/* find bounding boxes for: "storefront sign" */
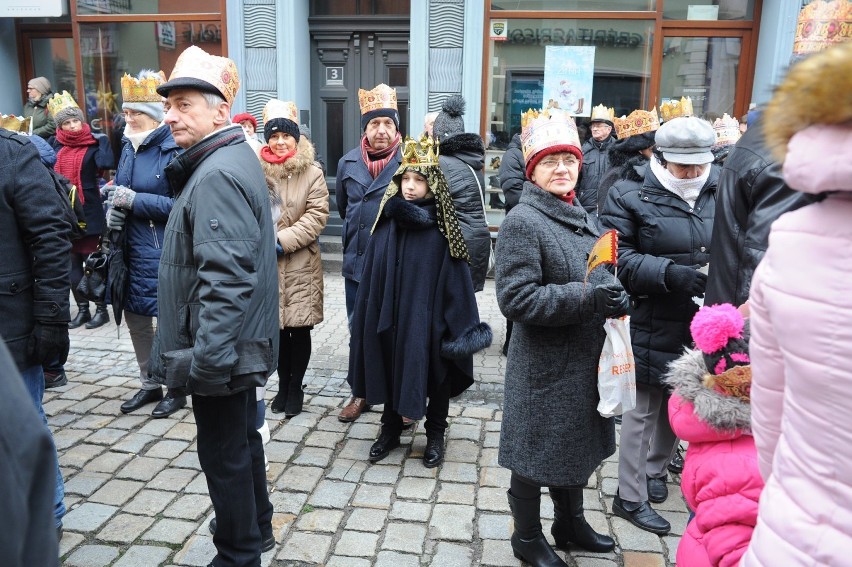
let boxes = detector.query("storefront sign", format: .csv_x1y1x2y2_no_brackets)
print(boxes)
491,20,509,41
157,22,176,50
543,46,596,117
509,77,543,133
687,5,720,20
508,27,643,49
1,0,65,17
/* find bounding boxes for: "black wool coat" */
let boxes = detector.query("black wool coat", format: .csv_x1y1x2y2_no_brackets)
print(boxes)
50,133,114,237
577,135,615,215
348,196,492,420
498,134,525,212
599,163,718,388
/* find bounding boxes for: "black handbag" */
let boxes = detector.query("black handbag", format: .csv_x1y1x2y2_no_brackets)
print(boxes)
76,239,108,302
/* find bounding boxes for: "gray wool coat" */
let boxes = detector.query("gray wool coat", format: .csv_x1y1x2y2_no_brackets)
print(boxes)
495,182,618,487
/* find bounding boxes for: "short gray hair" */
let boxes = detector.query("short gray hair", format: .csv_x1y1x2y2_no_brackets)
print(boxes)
202,91,226,109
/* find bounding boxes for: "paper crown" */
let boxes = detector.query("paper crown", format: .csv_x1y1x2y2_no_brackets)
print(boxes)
703,365,752,403
47,90,80,119
164,46,239,105
793,0,852,55
121,71,166,103
401,135,440,167
712,113,742,148
262,99,299,125
660,96,694,121
590,103,615,123
358,83,398,115
613,108,660,139
520,108,580,161
1,114,32,133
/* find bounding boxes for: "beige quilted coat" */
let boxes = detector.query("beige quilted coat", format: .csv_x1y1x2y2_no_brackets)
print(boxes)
260,137,329,329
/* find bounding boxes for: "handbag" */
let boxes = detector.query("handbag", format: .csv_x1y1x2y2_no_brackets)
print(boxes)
466,163,496,273
597,316,637,417
76,238,108,302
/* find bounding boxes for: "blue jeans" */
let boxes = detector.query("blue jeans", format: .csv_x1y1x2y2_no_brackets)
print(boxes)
20,365,66,527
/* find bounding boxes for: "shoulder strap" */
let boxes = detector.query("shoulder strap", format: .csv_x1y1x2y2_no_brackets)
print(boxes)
464,163,488,216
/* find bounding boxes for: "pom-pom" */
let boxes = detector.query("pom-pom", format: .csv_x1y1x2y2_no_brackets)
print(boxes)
441,94,466,118
690,303,744,354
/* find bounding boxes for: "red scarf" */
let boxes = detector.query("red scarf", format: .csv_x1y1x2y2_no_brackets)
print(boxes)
361,132,401,178
559,190,577,205
260,145,297,164
55,124,96,205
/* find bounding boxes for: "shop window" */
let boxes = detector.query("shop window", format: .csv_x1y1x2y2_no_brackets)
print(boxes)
491,1,655,10
310,0,411,16
77,0,220,16
663,0,754,20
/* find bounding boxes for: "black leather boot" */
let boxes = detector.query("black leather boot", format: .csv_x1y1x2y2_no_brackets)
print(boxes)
507,490,569,567
85,303,110,329
550,487,615,552
270,373,290,414
423,431,445,468
68,303,91,329
284,376,304,418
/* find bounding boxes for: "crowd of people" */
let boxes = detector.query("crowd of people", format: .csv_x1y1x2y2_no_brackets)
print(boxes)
1,30,851,567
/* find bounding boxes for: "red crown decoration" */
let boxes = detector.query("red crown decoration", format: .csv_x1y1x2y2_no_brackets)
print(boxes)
794,0,852,55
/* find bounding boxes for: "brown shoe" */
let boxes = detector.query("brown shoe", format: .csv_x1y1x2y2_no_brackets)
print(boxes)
338,397,369,422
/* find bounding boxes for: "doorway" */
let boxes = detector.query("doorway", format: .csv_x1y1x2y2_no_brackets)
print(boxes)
17,23,77,109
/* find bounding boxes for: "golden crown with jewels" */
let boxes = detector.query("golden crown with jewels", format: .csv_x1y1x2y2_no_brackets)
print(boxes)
1,114,32,133
358,83,398,115
794,0,852,55
121,71,166,103
520,108,580,161
46,90,80,119
590,103,615,123
660,96,694,121
712,113,742,148
613,107,660,139
401,135,440,167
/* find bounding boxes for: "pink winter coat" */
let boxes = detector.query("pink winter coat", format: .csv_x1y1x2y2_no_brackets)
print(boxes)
742,125,852,566
665,349,763,567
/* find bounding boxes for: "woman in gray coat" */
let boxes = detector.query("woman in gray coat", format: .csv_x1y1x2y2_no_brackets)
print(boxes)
496,109,628,566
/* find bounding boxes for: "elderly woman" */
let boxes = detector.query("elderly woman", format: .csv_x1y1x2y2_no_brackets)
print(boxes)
599,114,718,535
496,109,627,566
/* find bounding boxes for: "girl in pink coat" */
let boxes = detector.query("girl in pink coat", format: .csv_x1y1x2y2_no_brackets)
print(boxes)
665,304,764,567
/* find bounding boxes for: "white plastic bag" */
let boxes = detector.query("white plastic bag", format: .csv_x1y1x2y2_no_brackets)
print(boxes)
597,316,637,417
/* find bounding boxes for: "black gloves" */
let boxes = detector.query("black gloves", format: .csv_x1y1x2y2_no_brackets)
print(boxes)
28,322,70,366
593,283,629,319
665,264,708,296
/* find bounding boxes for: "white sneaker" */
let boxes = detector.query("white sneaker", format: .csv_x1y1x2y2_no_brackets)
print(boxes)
258,420,270,445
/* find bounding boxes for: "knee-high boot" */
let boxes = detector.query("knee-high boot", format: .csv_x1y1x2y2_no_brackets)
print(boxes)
270,372,290,414
507,490,569,567
550,487,615,552
283,372,304,417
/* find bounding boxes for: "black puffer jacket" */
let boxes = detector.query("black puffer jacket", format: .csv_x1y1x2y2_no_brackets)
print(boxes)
577,135,615,215
439,133,490,292
498,134,525,212
705,118,816,307
599,163,718,388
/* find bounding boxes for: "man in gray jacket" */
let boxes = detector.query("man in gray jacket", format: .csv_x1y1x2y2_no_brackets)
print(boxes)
151,46,279,567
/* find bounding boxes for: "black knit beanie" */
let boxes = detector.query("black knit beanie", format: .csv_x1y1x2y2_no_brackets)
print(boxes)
265,118,300,144
360,108,400,132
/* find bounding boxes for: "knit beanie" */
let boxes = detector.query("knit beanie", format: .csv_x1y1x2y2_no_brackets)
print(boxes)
233,112,257,130
123,101,164,123
299,124,312,140
432,95,466,141
690,304,751,401
55,106,85,126
28,77,51,96
265,118,300,144
360,108,400,132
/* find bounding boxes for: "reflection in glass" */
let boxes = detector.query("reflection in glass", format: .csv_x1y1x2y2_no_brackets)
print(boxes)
491,0,655,10
663,0,753,20
30,38,78,103
77,0,220,16
659,36,741,119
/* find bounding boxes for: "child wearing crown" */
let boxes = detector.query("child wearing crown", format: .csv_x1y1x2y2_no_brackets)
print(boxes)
347,136,492,469
663,304,763,567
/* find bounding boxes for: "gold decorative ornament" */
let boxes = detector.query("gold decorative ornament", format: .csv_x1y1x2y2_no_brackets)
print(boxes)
47,90,81,119
613,108,660,139
1,114,32,133
401,135,440,167
793,0,852,55
660,96,694,121
121,71,166,103
590,103,615,123
358,83,398,115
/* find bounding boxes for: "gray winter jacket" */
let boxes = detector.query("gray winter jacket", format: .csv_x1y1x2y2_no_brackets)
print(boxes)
150,126,279,396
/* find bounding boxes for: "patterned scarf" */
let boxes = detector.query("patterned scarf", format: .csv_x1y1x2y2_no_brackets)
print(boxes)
260,145,297,164
55,123,96,205
360,132,402,178
373,164,470,262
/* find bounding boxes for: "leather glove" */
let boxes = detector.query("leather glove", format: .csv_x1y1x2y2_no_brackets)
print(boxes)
665,264,708,296
111,186,137,209
106,207,128,230
27,322,70,366
593,283,629,319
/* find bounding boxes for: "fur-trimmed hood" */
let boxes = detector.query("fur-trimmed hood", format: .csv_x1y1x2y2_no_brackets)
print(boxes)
621,155,647,183
439,132,484,157
664,348,751,434
260,135,317,181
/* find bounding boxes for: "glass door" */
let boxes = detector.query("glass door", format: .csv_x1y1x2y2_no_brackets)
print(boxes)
18,24,77,108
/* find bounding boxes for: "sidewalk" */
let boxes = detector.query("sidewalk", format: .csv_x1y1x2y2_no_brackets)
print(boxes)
48,273,687,566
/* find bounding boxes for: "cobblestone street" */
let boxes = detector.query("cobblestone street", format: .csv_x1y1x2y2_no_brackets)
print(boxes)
49,273,688,567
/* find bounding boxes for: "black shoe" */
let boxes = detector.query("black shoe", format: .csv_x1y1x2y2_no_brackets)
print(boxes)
550,487,615,553
369,429,401,463
284,382,304,418
209,517,275,552
151,394,186,418
68,304,91,329
120,388,163,414
84,304,110,329
668,445,685,474
44,370,68,389
507,491,569,567
612,494,670,535
647,476,668,504
423,433,445,468
270,391,287,414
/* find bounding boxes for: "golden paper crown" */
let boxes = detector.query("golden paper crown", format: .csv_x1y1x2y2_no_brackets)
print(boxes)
703,365,752,403
401,135,440,167
590,103,615,123
47,90,80,119
262,99,299,125
794,0,852,55
613,108,660,139
166,46,239,105
121,71,166,103
712,113,742,148
520,108,580,161
358,83,398,115
660,96,694,121
1,114,32,133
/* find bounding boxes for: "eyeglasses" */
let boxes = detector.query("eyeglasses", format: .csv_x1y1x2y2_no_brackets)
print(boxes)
122,110,144,119
538,157,579,170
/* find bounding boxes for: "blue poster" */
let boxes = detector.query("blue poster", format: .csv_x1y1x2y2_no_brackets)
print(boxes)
543,46,596,117
509,78,544,134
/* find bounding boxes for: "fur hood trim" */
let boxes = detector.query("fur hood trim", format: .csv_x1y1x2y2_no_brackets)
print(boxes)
261,135,317,180
441,322,493,359
664,348,751,433
383,196,435,229
439,132,485,157
622,156,648,183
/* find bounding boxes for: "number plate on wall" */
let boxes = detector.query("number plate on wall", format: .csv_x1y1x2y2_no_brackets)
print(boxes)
326,67,344,86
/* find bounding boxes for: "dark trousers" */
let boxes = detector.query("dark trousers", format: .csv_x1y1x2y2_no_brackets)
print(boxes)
193,389,273,567
381,379,451,436
278,327,311,386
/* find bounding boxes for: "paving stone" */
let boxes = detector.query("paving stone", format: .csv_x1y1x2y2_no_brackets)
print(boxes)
447,423,482,441
437,482,476,505
113,544,172,567
402,459,438,479
352,483,393,509
479,448,500,467
292,445,334,467
64,544,120,566
112,433,158,454
337,439,373,461
184,472,210,494
62,502,118,532
173,534,217,566
325,458,368,482
145,439,191,460
438,461,478,483
374,550,421,567
623,551,666,567
429,504,475,542
461,406,495,419
305,429,345,448
346,422,380,440
86,427,130,445
84,451,134,474
117,456,170,481
58,531,85,557
142,518,199,544
480,539,520,566
326,557,372,567
382,522,427,554
316,416,349,433
480,466,511,488
308,479,357,509
395,476,436,500
108,415,149,430
61,443,107,469
478,486,512,512
96,513,156,543
295,508,345,532
138,419,178,437
163,494,211,520
345,508,389,532
658,510,689,537
265,440,298,463
170,451,202,470
430,541,475,566
276,532,332,563
361,464,401,484
478,513,512,540
68,397,107,414
612,517,664,552
64,471,111,496
575,558,619,567
663,535,679,564
269,490,308,515
164,422,197,441
274,424,310,443
52,428,90,450
89,479,145,506
69,413,116,430
334,530,379,557
148,467,198,491
122,489,177,516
